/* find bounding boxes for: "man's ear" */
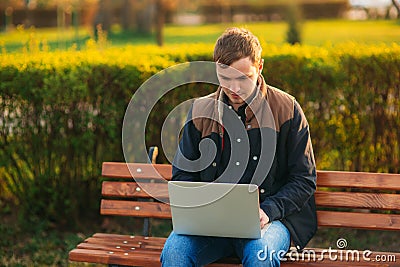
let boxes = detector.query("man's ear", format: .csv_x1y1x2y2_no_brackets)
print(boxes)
258,59,264,75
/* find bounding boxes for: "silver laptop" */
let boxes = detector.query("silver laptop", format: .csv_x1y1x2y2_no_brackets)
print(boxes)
168,181,262,239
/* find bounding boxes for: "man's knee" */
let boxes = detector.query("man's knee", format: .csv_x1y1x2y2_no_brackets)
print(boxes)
160,233,198,267
161,243,196,266
243,243,287,267
242,221,290,267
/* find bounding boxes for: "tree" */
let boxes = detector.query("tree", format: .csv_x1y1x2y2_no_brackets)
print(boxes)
286,1,302,45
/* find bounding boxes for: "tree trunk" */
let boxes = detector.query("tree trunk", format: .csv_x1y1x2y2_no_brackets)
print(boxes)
121,0,133,31
155,0,164,46
93,0,112,34
392,0,400,18
136,2,154,34
25,3,33,27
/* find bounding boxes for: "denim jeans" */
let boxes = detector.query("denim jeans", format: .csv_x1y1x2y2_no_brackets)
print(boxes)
160,220,290,267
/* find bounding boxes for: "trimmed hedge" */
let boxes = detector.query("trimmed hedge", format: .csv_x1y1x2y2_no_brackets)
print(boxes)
0,43,399,228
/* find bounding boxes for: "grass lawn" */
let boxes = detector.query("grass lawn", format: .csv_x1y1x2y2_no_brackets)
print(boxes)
164,19,400,46
1,19,399,52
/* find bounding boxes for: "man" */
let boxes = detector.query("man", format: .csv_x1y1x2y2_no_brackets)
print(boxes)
161,27,317,267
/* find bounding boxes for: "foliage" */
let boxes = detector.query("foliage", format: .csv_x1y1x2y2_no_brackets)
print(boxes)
263,43,400,172
0,40,399,231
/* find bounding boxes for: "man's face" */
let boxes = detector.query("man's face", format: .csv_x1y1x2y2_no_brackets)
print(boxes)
217,57,262,107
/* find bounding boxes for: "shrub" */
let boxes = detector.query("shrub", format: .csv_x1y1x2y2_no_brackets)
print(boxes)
0,42,399,229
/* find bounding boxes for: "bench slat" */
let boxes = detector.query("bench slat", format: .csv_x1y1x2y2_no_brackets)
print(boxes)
317,210,400,230
70,239,397,267
101,200,400,230
102,181,400,212
298,247,400,259
315,191,400,211
69,248,166,267
78,241,164,251
69,248,242,266
69,248,113,264
87,233,396,264
102,181,169,199
101,199,171,219
317,171,400,190
73,245,396,267
84,237,165,248
92,233,166,242
102,162,172,180
102,163,400,191
102,181,400,214
69,248,392,267
282,261,390,267
83,233,400,261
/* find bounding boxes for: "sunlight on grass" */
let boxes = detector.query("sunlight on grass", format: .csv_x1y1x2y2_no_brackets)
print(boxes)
0,25,92,52
302,20,400,45
162,20,400,46
0,25,90,43
1,20,399,53
163,22,287,44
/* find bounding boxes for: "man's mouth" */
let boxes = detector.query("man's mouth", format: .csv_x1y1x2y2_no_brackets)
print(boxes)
230,93,240,98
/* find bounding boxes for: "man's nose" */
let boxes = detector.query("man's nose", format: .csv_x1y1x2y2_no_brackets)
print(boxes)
228,81,241,93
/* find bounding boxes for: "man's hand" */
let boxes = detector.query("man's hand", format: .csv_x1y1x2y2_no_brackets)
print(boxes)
259,208,270,228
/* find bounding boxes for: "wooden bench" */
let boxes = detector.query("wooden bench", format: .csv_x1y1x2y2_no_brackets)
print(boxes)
69,161,400,267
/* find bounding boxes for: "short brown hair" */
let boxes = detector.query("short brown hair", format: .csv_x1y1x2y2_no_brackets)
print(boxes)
213,27,262,66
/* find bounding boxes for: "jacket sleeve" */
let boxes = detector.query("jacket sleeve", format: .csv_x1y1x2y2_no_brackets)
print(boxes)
260,100,317,221
172,105,202,182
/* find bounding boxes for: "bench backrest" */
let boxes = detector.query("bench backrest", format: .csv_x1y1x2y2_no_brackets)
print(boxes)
100,162,400,232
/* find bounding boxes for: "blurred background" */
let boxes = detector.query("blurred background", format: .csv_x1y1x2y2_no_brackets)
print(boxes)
1,0,399,28
0,0,399,47
1,0,396,29
0,1,399,266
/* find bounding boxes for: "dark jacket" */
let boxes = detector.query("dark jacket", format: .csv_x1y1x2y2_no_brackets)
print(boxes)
172,76,317,250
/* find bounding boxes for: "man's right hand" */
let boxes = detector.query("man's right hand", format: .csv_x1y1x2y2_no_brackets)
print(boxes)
259,208,270,229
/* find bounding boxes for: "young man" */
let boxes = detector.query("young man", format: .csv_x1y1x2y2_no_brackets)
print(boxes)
161,27,317,267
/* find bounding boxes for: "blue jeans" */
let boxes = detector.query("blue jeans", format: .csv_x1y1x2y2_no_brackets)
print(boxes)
160,220,290,267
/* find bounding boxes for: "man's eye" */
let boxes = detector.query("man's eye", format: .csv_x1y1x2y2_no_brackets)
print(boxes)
221,76,231,81
238,76,248,81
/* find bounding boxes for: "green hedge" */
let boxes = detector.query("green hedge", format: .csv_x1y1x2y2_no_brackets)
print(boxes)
0,43,399,228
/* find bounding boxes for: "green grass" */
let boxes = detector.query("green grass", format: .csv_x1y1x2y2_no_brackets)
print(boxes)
301,19,400,45
1,19,399,53
0,25,91,52
163,19,400,46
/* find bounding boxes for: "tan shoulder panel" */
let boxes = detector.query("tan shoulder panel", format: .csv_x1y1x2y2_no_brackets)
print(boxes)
267,86,295,130
192,92,220,138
